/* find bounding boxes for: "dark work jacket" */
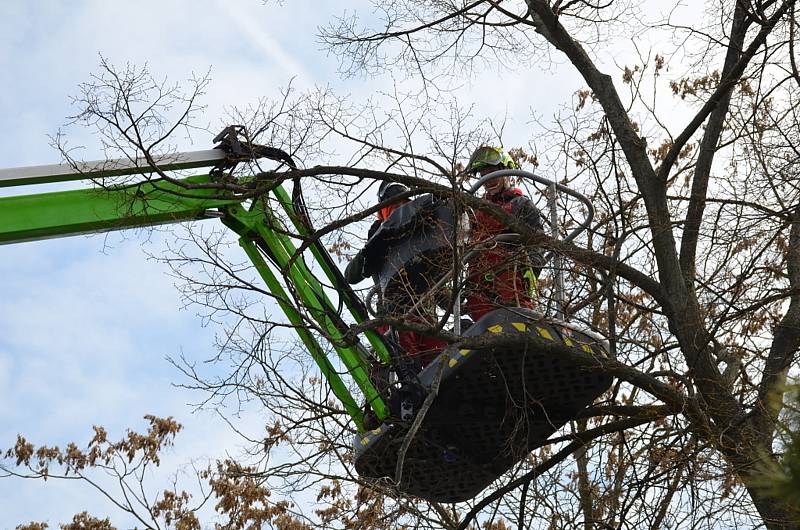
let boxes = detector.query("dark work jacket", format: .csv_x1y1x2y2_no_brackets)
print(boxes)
344,218,382,285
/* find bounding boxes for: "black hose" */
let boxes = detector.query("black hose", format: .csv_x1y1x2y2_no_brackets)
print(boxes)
290,174,372,322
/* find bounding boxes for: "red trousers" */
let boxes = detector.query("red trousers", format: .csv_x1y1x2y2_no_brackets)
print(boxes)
377,324,446,368
395,329,446,367
464,269,535,322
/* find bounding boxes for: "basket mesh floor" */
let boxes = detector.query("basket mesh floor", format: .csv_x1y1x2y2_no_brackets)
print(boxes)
353,308,612,503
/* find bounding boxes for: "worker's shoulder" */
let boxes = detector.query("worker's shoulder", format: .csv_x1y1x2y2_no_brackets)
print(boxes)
366,218,382,239
505,189,537,208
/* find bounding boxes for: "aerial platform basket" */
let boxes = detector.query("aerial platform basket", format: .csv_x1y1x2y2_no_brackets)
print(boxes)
353,307,612,503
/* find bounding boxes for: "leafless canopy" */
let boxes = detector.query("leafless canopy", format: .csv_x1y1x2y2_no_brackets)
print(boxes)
6,1,800,529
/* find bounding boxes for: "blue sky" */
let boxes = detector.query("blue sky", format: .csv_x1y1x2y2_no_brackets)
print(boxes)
0,1,709,527
0,2,346,526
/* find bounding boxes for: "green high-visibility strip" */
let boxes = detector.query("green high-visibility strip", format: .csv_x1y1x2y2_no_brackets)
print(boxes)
0,175,237,245
237,237,366,429
272,185,391,363
223,204,387,420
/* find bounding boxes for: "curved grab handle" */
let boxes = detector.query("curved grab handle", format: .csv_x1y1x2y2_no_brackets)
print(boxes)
468,169,594,245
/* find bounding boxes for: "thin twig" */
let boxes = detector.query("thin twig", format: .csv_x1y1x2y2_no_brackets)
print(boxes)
394,359,446,486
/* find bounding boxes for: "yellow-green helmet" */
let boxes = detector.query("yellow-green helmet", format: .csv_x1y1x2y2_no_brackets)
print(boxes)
467,146,518,173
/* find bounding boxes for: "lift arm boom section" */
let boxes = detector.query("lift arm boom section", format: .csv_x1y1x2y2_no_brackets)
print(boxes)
0,160,387,429
0,175,237,245
0,150,228,188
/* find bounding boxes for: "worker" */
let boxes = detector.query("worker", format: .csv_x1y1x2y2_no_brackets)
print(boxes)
345,181,447,370
463,146,546,322
344,181,409,285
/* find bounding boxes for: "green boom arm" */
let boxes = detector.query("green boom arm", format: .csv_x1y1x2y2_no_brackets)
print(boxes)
0,169,388,430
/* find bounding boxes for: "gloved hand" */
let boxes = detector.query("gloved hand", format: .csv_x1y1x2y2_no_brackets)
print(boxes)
344,251,367,284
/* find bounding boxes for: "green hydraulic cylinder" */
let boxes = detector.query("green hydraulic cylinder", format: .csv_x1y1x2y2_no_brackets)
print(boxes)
222,203,388,422
271,185,391,364
237,236,366,429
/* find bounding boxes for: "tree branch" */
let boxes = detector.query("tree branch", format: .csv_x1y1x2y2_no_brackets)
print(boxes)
455,415,663,530
679,1,752,277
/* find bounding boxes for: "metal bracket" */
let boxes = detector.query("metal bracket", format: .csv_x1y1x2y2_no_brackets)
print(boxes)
211,125,297,178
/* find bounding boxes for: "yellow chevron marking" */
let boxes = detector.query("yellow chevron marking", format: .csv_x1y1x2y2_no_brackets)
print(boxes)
361,437,369,445
488,325,503,333
563,337,574,347
449,358,458,367
512,322,527,332
459,349,471,357
581,343,594,353
537,327,554,340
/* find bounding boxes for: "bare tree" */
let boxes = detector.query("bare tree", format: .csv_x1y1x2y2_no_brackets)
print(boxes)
316,0,800,527
4,1,800,528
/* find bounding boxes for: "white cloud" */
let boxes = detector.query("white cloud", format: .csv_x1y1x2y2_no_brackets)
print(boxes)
0,232,231,526
214,0,314,85
0,0,636,526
